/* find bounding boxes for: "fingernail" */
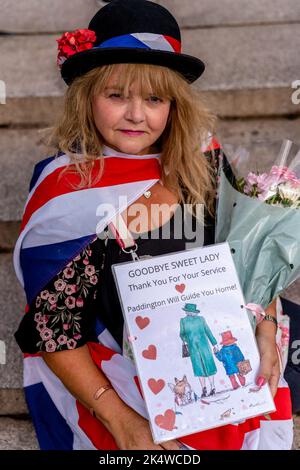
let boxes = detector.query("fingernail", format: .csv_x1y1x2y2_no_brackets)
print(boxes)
256,376,267,388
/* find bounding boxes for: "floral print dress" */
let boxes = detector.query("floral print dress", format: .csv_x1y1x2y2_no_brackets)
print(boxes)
15,239,103,353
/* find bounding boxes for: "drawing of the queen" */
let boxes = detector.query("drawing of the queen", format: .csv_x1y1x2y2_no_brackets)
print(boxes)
180,303,218,398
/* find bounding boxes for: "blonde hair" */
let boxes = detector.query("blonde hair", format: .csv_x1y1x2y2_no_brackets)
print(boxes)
47,63,218,218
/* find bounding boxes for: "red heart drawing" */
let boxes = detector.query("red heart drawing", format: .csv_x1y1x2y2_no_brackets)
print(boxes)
175,284,186,293
154,409,176,431
135,316,150,330
148,378,165,395
142,345,157,360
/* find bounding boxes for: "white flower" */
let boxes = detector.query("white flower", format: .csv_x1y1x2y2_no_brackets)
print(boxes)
278,182,300,204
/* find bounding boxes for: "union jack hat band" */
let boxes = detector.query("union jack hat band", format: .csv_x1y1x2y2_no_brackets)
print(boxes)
60,0,205,85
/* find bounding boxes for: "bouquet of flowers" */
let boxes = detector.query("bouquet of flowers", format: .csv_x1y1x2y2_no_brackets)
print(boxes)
215,139,300,328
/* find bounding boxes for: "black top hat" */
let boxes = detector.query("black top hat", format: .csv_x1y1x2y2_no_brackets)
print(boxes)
59,0,205,85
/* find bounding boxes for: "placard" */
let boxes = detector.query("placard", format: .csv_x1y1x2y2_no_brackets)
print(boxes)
112,242,275,444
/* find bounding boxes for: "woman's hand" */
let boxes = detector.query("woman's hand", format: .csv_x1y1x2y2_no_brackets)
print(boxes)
108,402,180,451
108,405,182,450
255,332,280,398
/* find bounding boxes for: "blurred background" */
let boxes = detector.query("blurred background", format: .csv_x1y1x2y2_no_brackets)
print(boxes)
0,0,299,449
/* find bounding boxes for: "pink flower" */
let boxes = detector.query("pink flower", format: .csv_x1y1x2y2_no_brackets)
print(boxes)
35,297,42,308
56,29,97,68
49,303,57,311
65,296,76,309
85,265,95,276
63,323,70,330
246,172,271,192
76,297,84,308
40,328,53,341
67,339,77,349
290,181,300,189
34,312,42,322
48,294,58,305
45,339,57,352
246,172,259,186
41,315,49,323
83,258,90,265
74,334,82,340
279,324,290,346
270,165,289,178
63,267,75,279
256,173,272,191
40,290,50,300
257,192,268,201
270,165,300,185
36,322,46,332
64,284,77,295
54,279,66,291
263,174,279,187
90,275,98,285
271,165,291,179
57,335,68,345
244,171,278,199
243,182,253,195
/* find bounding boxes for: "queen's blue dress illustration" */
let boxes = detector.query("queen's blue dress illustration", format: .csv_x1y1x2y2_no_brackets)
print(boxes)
180,303,218,397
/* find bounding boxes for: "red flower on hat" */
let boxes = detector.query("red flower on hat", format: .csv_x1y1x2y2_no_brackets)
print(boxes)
56,29,97,68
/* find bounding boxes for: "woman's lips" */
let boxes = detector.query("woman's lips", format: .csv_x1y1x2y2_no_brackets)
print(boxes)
119,130,145,136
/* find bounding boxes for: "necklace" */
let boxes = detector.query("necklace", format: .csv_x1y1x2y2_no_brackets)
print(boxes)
143,180,163,199
143,190,152,199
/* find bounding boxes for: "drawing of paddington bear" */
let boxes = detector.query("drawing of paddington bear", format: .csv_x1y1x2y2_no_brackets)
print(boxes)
214,331,246,390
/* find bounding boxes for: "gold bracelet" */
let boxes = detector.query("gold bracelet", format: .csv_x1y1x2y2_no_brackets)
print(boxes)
262,314,278,330
89,384,113,417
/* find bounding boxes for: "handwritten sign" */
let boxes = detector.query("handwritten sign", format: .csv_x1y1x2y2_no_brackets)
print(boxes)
112,242,275,444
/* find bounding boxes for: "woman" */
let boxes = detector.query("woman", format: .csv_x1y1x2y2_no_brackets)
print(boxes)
180,303,218,398
13,0,293,450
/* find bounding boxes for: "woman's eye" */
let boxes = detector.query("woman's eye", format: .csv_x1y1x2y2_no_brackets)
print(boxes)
109,93,123,99
108,93,162,102
148,96,163,103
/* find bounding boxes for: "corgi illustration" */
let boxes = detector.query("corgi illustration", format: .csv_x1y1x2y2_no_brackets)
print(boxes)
168,375,195,407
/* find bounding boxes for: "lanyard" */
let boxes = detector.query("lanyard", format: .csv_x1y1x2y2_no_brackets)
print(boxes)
107,211,141,262
107,180,165,261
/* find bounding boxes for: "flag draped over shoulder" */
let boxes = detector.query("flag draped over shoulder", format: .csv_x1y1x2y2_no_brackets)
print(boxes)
13,147,162,306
